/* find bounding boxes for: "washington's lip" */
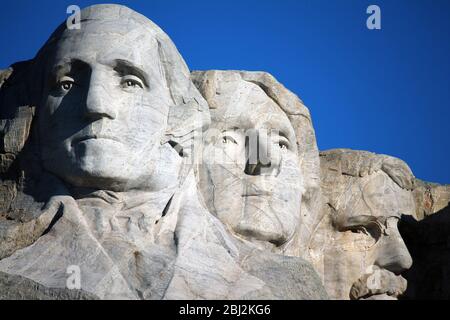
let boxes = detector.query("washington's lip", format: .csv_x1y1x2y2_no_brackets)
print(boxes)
72,134,121,145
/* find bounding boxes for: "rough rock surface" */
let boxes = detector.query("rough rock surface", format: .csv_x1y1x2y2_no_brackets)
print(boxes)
191,70,323,258
311,149,416,300
311,149,450,300
0,271,98,300
0,3,448,301
0,4,327,300
399,181,450,299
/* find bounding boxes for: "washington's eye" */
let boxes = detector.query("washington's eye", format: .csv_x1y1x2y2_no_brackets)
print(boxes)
61,82,72,90
58,76,75,92
121,75,144,89
221,136,237,145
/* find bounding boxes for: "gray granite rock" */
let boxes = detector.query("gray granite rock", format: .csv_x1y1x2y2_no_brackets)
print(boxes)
1,3,448,301
310,149,415,300
0,4,327,300
0,271,98,300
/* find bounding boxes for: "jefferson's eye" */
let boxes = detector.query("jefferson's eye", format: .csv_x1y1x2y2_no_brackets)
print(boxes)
221,136,237,145
121,75,144,89
275,137,290,150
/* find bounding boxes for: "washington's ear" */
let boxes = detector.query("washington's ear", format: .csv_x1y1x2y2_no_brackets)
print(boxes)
191,70,220,109
163,99,210,159
0,68,13,89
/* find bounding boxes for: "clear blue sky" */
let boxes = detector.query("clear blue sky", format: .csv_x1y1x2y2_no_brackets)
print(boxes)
1,0,449,184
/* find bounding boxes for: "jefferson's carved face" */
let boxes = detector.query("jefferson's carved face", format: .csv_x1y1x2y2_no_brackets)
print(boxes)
38,20,181,191
324,172,413,300
198,79,303,246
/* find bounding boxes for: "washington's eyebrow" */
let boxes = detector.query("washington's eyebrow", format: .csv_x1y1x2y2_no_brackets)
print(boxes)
112,59,149,88
52,58,90,77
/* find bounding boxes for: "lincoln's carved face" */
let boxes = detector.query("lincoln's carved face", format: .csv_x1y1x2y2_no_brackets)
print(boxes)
198,77,303,247
323,172,413,300
38,19,182,191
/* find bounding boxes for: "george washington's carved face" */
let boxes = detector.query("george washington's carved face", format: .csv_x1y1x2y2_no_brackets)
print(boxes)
38,19,182,191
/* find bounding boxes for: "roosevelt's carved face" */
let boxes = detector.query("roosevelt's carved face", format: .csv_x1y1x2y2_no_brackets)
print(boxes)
323,172,413,300
198,79,303,246
38,20,181,191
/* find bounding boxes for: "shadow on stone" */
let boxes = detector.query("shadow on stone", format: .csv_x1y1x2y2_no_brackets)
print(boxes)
399,203,450,299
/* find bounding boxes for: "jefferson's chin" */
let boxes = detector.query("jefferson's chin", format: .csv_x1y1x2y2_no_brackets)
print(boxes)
236,208,295,246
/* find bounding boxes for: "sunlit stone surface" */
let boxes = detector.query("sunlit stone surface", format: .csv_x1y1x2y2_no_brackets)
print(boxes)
0,4,448,300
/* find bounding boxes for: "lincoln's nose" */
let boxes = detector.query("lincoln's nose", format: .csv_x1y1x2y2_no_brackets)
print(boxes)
374,226,413,274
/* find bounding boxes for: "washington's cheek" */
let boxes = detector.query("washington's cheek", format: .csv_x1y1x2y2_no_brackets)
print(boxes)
115,99,168,148
39,97,65,143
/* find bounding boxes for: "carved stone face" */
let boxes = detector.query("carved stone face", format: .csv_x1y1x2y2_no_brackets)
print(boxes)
323,172,413,300
38,19,182,191
198,79,303,246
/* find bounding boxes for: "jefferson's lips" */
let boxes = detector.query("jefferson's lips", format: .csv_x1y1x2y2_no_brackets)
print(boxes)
241,190,273,197
72,134,121,145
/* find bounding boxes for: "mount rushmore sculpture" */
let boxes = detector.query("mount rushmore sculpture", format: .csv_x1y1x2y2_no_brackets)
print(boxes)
0,4,448,300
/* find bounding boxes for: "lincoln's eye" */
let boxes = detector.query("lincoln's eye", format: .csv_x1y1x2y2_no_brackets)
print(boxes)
350,222,383,241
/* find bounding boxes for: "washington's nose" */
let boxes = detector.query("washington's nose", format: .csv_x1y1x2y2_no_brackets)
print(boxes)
84,80,117,120
244,129,279,176
374,231,413,274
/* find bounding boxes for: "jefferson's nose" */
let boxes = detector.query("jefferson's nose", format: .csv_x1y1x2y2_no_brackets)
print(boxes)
374,227,413,274
244,129,279,176
84,76,117,120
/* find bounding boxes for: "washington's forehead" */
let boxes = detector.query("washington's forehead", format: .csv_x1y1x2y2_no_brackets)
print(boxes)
57,19,158,46
52,29,159,69
80,4,155,27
